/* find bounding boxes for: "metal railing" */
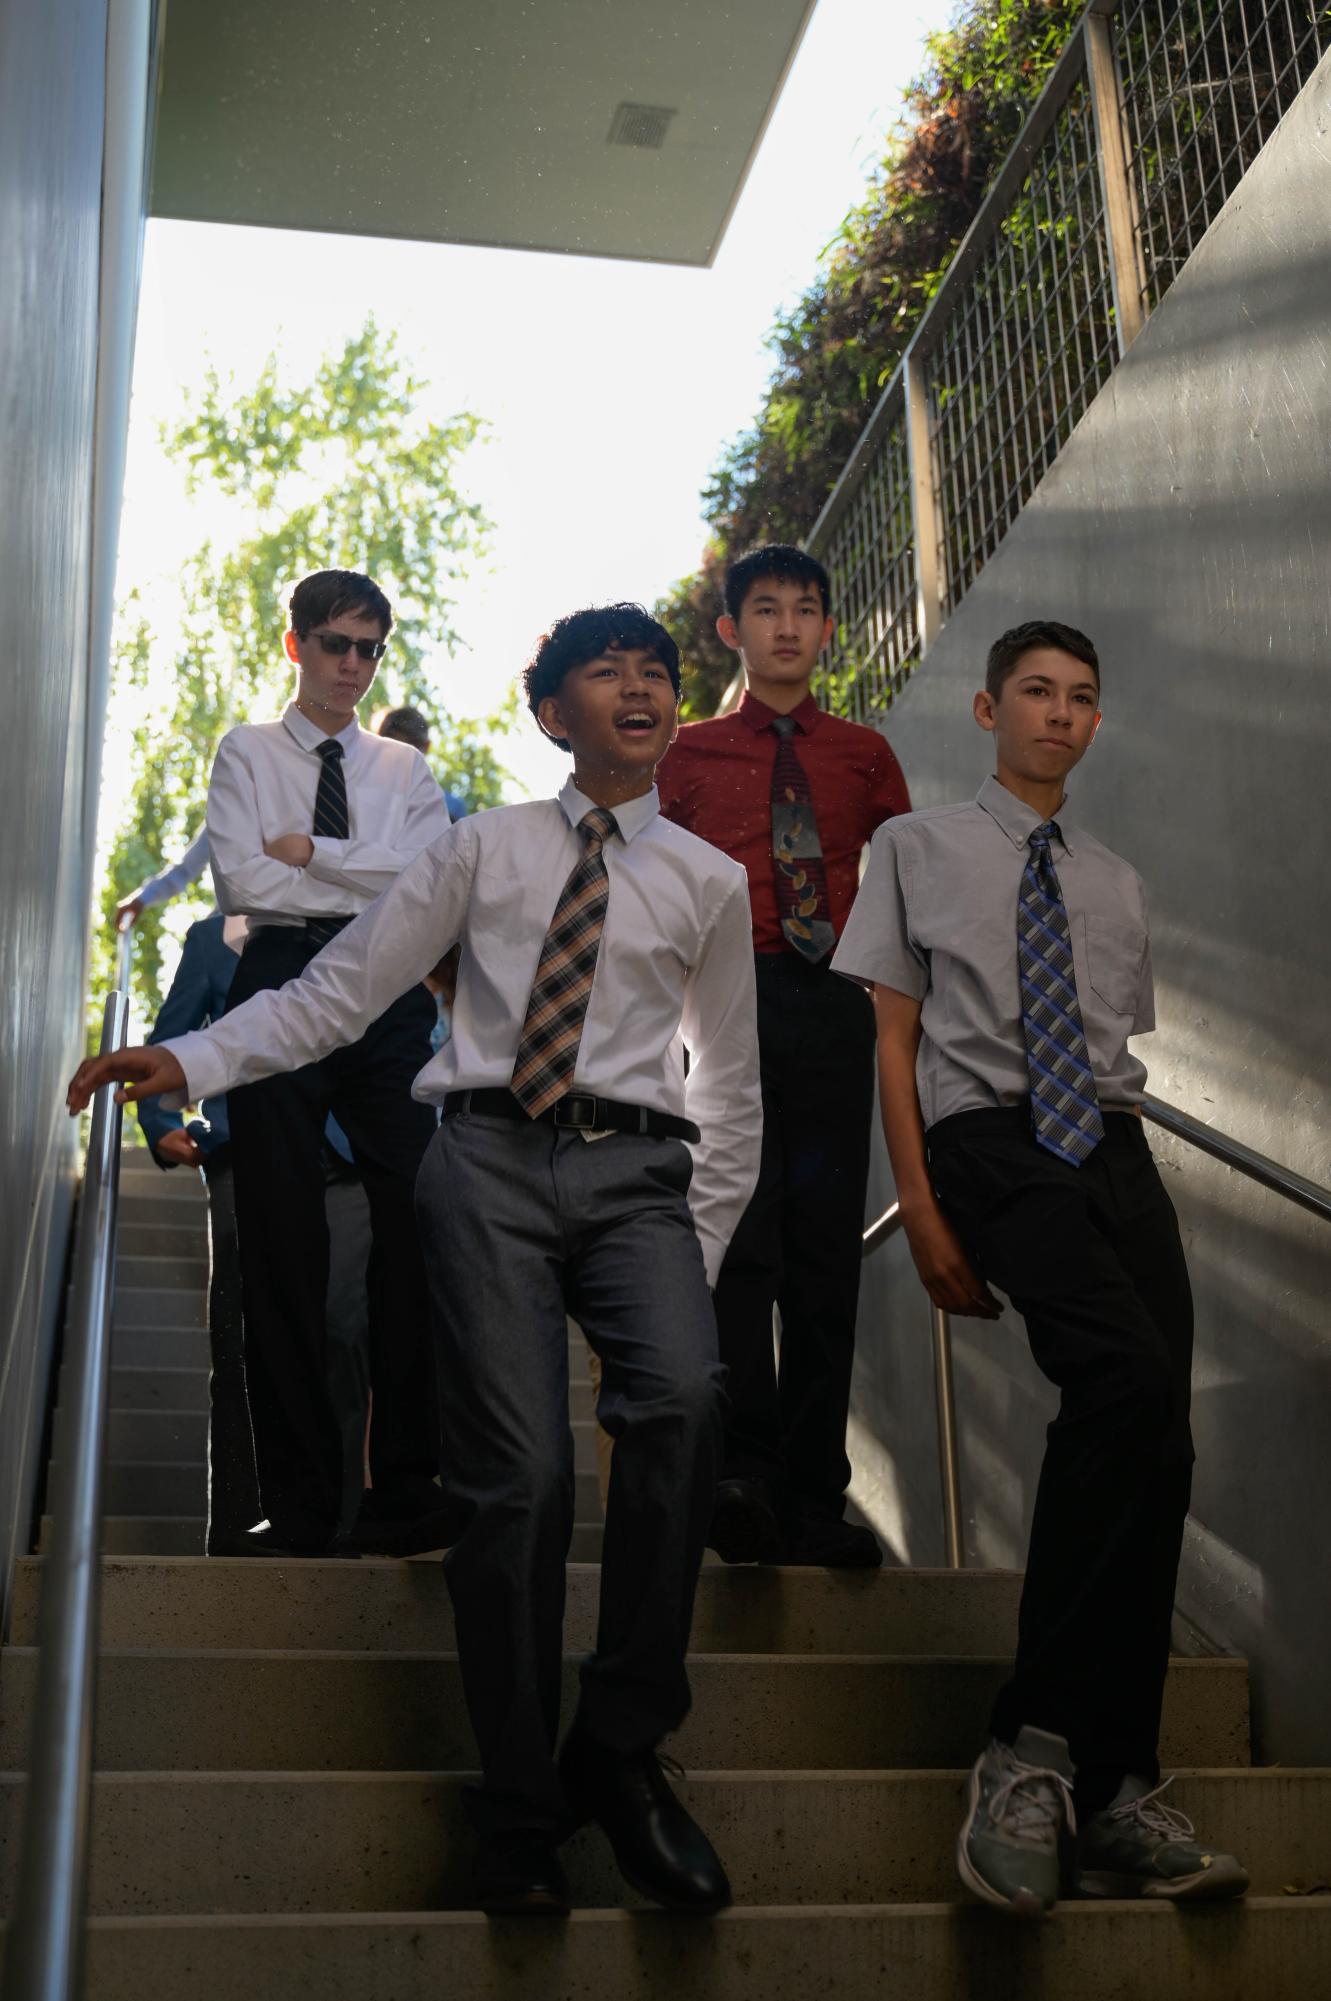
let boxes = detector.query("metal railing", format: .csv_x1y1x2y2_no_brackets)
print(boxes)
809,0,1330,715
862,1095,1331,1570
7,931,132,2001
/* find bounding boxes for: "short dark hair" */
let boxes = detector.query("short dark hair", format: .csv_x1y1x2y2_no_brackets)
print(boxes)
724,543,832,622
985,620,1100,699
288,568,393,639
523,604,681,753
377,705,430,752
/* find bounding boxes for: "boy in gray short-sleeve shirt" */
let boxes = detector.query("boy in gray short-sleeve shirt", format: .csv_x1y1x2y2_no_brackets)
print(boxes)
834,619,1245,1919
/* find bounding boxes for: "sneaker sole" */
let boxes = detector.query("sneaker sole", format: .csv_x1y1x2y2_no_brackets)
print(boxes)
955,1766,1053,1919
1078,1862,1250,1902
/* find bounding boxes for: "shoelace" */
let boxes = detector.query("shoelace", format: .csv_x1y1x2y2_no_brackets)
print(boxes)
990,1754,1077,1842
1101,1777,1194,1842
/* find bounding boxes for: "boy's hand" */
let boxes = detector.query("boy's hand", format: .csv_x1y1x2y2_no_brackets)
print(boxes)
114,895,144,931
902,1201,1002,1320
154,1129,203,1169
67,1046,187,1115
263,834,315,867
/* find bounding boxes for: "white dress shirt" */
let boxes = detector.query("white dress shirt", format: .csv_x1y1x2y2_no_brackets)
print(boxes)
165,779,763,1283
130,826,210,910
206,703,451,929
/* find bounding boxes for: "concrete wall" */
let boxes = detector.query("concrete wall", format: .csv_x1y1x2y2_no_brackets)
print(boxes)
849,47,1331,1764
0,0,111,1620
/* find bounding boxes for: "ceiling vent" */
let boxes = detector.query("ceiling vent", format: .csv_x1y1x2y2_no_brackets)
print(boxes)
607,101,676,149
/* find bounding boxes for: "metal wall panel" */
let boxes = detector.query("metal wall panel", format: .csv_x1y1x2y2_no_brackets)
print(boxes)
851,47,1331,1762
0,0,109,1620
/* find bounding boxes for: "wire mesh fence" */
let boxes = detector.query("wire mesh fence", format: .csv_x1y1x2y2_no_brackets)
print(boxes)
809,0,1329,718
816,390,919,719
1115,0,1331,311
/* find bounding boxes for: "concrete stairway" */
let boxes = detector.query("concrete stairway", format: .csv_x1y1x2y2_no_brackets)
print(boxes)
3,1146,1330,1997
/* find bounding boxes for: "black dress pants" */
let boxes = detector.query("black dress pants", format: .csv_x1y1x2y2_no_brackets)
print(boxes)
199,1148,261,1545
927,1107,1195,1812
226,925,439,1537
712,953,876,1520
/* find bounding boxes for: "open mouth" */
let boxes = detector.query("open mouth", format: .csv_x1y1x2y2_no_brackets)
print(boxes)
615,711,658,735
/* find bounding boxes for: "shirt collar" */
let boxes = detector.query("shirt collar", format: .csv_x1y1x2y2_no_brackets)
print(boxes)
976,772,1077,856
282,701,361,757
737,689,822,736
558,776,660,846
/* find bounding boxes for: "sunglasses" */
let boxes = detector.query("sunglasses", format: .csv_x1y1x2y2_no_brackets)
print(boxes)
310,630,387,663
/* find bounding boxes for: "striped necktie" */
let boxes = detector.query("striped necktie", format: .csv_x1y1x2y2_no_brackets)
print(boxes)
510,806,617,1117
306,739,352,949
1019,820,1105,1165
770,714,835,963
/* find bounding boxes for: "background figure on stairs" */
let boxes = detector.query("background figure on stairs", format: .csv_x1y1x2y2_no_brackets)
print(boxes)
657,544,910,1568
835,619,1247,1915
68,601,762,1919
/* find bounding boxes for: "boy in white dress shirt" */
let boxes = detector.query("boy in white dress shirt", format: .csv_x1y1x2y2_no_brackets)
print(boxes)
204,569,452,1557
70,602,762,1919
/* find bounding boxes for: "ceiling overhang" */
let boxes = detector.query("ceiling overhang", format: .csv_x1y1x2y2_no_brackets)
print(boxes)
150,0,819,266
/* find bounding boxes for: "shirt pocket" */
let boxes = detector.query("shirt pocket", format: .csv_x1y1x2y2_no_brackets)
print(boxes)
1081,913,1146,1016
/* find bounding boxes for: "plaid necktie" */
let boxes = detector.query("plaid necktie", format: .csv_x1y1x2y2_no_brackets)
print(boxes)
510,806,617,1116
771,715,835,963
306,739,352,949
1019,820,1105,1165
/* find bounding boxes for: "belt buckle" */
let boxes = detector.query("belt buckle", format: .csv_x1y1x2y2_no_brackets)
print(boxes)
553,1093,599,1131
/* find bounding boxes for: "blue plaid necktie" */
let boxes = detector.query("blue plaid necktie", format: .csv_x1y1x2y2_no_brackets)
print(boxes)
306,739,352,949
1018,821,1104,1165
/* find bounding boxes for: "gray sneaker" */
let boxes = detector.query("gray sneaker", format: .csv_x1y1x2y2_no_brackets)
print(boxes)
1077,1776,1249,1901
956,1726,1076,1917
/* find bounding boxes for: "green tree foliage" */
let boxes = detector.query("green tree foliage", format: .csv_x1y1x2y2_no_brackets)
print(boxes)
95,319,505,1026
659,0,1084,714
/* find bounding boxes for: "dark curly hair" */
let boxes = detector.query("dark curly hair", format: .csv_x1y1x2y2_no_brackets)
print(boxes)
524,604,681,752
985,620,1099,699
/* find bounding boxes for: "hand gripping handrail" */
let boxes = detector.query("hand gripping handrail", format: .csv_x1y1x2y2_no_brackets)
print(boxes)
862,1100,1331,1572
7,929,132,2001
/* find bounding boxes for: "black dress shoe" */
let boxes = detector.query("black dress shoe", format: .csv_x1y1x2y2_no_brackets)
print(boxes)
471,1833,571,1916
707,1477,785,1565
783,1514,883,1569
215,1519,359,1558
348,1480,456,1556
558,1727,731,1912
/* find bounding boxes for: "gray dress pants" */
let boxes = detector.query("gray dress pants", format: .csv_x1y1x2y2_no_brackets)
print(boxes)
415,1111,725,1838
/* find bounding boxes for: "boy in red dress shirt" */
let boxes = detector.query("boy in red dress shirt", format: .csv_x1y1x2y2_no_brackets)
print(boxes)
656,545,910,1566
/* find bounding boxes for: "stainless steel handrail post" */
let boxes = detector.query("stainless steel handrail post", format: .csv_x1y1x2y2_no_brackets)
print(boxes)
7,958,131,2001
930,1306,964,1569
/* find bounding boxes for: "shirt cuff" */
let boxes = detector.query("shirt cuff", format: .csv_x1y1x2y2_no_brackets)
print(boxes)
305,837,350,883
158,1030,230,1110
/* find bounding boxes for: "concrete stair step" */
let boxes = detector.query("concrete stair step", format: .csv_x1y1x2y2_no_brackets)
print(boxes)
119,1187,207,1225
111,1326,209,1370
0,1768,1320,1916
107,1368,210,1412
47,1461,208,1516
3,1900,1326,2000
44,1519,607,1560
115,1255,210,1292
53,1409,206,1465
0,1651,1249,1773
9,1560,1024,1657
119,1222,208,1258
113,1288,206,1329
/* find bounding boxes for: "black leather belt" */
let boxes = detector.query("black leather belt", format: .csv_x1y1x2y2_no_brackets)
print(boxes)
443,1087,699,1144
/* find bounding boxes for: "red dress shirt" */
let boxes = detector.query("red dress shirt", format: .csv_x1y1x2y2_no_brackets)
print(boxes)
656,691,911,954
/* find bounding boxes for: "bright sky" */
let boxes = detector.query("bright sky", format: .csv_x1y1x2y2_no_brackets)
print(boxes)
113,0,953,818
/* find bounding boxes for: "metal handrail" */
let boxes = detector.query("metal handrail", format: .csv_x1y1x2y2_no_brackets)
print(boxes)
7,931,132,2000
861,1095,1331,1573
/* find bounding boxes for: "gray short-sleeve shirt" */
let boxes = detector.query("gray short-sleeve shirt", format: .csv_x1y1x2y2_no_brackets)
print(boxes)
832,774,1154,1129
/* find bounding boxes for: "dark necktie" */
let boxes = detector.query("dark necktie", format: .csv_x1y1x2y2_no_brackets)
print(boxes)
1018,820,1105,1164
510,807,617,1116
771,715,835,962
306,739,352,949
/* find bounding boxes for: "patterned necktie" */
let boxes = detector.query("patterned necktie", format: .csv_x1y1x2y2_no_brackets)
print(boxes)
306,739,352,948
771,715,835,963
1019,820,1105,1165
510,806,617,1116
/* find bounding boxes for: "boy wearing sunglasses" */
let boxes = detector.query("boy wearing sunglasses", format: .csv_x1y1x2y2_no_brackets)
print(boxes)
202,568,452,1556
